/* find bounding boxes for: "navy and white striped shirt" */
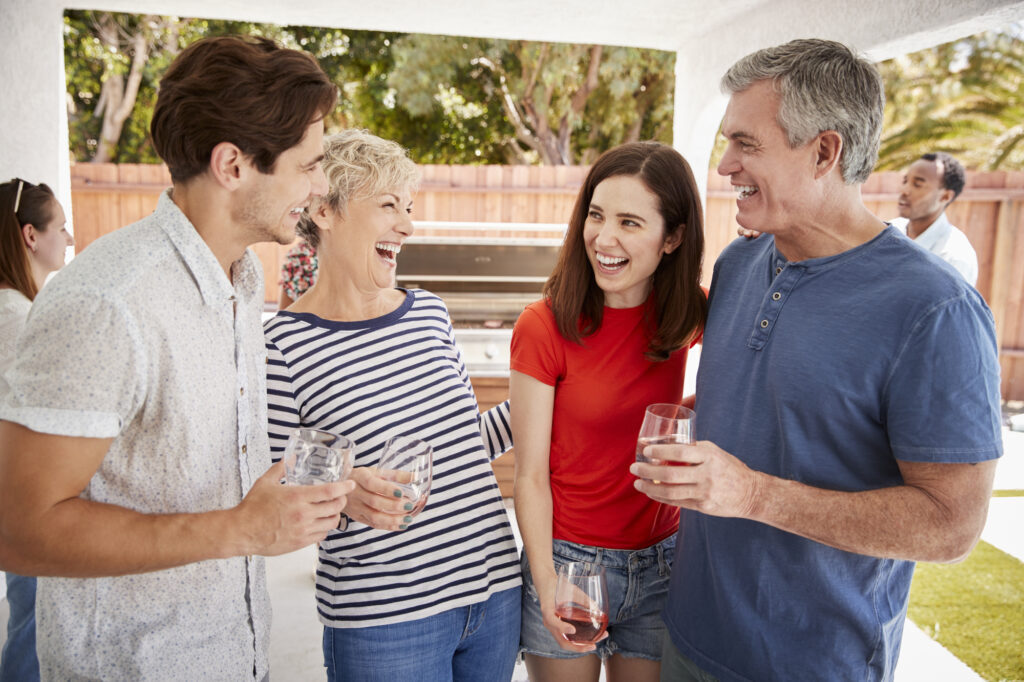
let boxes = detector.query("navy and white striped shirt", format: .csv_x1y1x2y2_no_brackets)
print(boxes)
264,289,521,628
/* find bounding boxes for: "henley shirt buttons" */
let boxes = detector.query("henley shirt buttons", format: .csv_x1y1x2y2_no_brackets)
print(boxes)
772,292,782,301
760,320,769,329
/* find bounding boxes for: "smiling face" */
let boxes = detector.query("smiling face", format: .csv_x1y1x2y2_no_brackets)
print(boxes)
716,79,820,236
898,158,952,226
582,174,679,309
235,117,328,246
320,187,415,291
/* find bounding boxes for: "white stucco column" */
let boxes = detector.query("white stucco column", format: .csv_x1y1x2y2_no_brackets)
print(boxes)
0,1,72,228
670,58,731,205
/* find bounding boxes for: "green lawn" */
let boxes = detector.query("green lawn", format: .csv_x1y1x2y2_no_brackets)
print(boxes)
908,540,1024,681
991,490,1024,498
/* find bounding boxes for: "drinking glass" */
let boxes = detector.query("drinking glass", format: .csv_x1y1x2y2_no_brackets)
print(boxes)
377,436,433,517
635,403,695,464
282,428,354,485
554,561,609,644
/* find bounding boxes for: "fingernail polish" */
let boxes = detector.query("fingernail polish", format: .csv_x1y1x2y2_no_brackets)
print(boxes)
404,502,413,511
393,489,402,497
399,524,408,530
403,516,413,523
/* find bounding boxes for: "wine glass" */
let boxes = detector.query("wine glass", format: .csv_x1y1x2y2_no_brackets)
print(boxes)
554,561,609,644
377,436,433,517
282,428,354,485
635,403,695,464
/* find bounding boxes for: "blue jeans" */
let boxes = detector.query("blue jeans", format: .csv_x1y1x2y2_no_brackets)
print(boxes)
323,586,521,682
0,573,39,682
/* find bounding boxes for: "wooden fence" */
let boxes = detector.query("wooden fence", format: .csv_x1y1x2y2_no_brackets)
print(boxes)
69,163,1024,401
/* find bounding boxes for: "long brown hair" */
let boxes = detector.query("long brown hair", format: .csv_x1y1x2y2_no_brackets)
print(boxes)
151,36,338,183
544,141,707,361
0,179,56,301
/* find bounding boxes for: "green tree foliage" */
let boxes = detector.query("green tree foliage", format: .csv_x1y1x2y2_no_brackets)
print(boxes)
387,36,674,164
877,25,1024,171
64,12,294,163
63,11,675,165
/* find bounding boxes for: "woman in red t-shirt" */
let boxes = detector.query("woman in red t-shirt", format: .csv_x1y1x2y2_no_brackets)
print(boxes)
511,141,707,682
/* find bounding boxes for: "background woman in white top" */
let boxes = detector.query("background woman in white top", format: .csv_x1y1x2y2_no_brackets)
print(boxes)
0,178,74,682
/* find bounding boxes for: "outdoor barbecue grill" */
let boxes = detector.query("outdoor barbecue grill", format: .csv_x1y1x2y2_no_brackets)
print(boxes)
397,222,566,377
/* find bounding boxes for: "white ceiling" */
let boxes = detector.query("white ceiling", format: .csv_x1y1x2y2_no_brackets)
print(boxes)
59,0,1024,55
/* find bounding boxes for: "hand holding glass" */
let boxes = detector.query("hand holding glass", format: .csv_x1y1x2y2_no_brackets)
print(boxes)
377,436,433,517
283,428,354,485
635,403,695,464
554,561,609,644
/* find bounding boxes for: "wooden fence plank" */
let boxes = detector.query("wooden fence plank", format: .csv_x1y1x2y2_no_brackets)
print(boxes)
69,162,1024,400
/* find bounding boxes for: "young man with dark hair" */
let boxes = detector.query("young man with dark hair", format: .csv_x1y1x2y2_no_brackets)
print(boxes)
893,151,977,285
0,36,352,681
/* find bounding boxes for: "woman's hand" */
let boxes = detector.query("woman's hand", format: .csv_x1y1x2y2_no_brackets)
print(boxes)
535,572,609,653
344,467,415,531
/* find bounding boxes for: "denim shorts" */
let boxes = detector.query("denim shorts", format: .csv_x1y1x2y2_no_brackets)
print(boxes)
520,535,675,661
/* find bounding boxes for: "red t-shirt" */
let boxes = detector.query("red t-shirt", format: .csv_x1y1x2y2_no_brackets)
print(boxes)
511,298,689,549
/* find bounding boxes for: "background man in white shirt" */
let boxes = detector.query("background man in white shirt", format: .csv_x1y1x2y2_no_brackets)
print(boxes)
892,151,979,285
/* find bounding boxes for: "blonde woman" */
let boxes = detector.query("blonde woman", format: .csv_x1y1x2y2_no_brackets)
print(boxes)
264,129,521,682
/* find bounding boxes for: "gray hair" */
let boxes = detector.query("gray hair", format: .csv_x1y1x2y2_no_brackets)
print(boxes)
721,39,884,184
297,129,421,247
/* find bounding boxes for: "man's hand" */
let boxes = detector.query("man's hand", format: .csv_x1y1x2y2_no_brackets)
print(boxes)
631,438,998,563
630,440,764,519
233,461,354,556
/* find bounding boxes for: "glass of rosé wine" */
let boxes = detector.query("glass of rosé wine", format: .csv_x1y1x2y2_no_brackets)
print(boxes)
554,561,609,645
635,403,695,465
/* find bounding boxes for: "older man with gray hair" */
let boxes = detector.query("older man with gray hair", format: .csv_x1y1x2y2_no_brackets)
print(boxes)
632,39,1002,681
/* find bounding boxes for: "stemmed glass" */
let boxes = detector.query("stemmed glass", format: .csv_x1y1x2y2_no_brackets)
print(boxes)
282,428,354,485
635,403,696,464
554,561,609,644
377,435,433,517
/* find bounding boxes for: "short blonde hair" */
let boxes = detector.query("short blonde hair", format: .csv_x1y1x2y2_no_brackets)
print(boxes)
298,129,421,247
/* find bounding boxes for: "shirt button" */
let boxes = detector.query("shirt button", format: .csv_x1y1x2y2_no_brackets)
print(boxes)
772,292,781,301
241,444,247,454
240,387,244,396
760,320,769,329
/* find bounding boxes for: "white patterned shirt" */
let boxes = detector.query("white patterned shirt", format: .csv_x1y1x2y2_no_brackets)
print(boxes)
0,190,271,681
0,287,32,601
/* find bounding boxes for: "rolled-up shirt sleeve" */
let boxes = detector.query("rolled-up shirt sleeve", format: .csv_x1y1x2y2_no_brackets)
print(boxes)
0,288,147,439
